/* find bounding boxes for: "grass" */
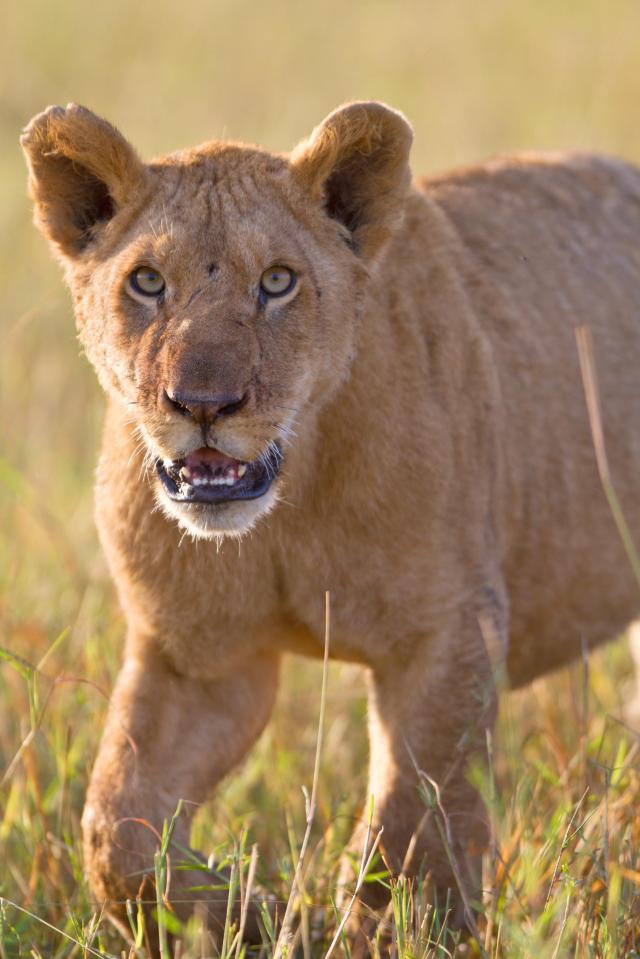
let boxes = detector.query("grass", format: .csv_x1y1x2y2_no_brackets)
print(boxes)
1,0,640,955
0,598,638,957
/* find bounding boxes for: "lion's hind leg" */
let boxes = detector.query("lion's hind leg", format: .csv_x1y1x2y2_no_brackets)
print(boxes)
339,600,504,955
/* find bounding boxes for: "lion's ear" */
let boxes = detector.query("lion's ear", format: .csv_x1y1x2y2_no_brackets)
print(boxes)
21,103,145,259
290,101,413,259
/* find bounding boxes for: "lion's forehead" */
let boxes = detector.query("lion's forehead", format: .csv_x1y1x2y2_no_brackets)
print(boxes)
131,160,311,275
147,152,297,231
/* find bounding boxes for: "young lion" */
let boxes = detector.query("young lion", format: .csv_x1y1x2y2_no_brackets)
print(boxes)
21,101,640,952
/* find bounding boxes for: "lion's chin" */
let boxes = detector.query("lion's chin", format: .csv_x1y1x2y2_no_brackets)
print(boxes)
156,485,280,540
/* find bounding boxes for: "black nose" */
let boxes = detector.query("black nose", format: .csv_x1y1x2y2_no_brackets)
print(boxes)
164,389,248,424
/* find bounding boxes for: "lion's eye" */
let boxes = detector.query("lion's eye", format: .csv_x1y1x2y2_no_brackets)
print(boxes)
127,267,166,298
259,266,296,298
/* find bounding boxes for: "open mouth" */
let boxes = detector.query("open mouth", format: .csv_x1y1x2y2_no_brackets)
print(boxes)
156,441,283,505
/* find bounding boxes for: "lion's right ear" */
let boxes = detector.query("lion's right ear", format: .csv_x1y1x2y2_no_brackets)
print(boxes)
20,103,145,259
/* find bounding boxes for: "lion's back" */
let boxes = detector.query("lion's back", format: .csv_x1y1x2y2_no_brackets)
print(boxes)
420,153,640,682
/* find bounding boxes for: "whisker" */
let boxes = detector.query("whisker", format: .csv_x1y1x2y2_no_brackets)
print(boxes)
139,447,157,484
272,404,301,415
277,497,299,511
127,438,148,470
258,440,283,481
271,422,298,444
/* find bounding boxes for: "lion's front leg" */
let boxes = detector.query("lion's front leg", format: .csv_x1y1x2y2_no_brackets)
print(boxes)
82,641,279,954
343,602,503,951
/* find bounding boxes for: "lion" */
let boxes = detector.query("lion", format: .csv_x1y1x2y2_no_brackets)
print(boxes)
21,100,640,954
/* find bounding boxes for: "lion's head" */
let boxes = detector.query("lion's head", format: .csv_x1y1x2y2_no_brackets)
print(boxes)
21,101,412,538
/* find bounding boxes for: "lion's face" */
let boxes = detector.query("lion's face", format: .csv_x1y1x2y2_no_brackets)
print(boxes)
71,151,366,538
21,102,412,538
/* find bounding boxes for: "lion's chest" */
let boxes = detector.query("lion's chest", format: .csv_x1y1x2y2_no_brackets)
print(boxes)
272,506,448,665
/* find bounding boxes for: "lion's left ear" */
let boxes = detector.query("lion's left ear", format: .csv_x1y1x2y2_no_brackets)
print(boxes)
290,101,413,260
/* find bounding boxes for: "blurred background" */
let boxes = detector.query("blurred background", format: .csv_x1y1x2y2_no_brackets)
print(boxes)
1,1,639,954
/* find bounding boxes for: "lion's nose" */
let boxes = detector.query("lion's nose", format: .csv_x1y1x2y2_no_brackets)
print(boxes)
163,389,248,424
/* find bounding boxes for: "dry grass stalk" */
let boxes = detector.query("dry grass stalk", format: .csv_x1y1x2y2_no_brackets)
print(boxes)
272,591,331,959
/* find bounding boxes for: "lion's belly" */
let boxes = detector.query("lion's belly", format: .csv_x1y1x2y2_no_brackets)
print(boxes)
505,541,640,687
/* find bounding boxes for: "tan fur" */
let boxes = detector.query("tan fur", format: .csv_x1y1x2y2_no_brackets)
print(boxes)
21,101,640,952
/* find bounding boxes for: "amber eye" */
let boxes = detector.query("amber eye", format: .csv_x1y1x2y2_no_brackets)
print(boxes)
259,266,296,298
127,266,166,298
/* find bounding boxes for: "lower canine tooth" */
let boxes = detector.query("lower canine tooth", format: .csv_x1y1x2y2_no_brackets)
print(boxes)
238,464,247,477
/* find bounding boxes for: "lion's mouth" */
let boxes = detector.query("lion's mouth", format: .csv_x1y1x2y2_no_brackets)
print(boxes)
156,442,283,505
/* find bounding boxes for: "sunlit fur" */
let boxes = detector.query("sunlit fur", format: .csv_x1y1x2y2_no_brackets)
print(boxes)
22,101,640,953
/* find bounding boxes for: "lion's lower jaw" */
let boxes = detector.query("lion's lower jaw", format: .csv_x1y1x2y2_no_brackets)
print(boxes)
156,486,280,540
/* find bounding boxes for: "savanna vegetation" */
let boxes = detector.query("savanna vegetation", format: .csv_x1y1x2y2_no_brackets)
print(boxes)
1,1,639,956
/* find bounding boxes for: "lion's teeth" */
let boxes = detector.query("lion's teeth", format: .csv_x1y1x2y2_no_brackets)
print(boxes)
178,463,246,488
209,474,237,485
